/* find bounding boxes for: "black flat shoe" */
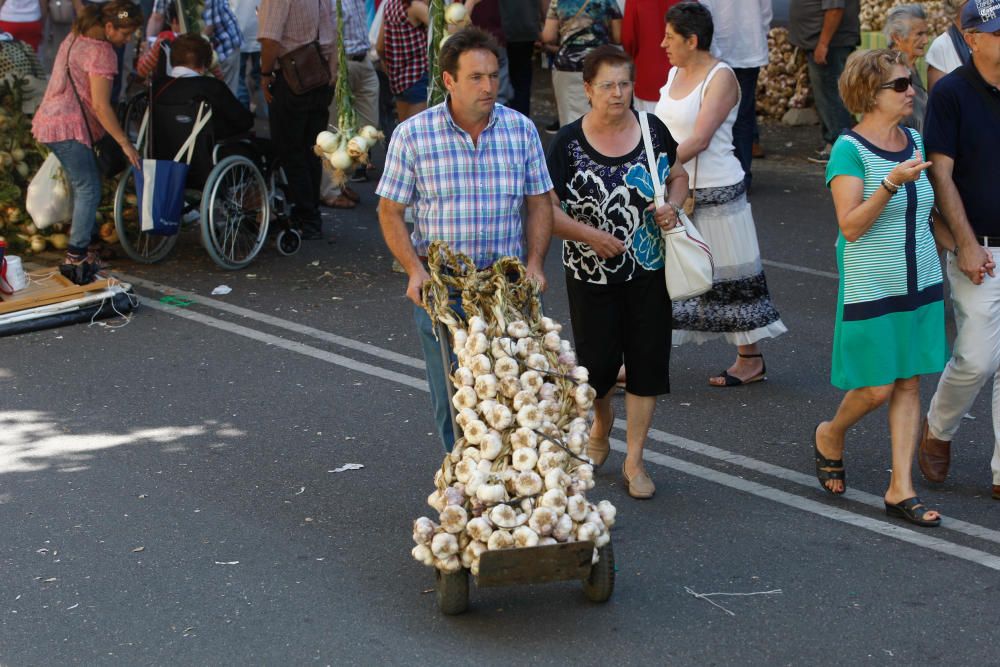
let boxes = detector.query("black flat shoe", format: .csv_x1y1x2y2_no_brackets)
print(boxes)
709,353,766,387
884,497,941,527
814,423,845,495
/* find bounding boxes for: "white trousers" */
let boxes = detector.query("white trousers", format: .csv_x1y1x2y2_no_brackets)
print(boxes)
321,57,381,199
927,248,1000,484
551,69,589,127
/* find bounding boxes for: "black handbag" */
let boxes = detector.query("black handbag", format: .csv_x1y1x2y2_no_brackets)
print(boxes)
65,37,128,177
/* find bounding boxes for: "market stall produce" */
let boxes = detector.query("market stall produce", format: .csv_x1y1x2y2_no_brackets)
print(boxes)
411,242,616,614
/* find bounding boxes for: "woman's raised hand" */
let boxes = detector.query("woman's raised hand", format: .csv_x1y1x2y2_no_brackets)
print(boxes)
889,150,932,185
586,227,626,259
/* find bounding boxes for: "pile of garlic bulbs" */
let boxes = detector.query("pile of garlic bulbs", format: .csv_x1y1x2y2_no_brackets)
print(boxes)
411,243,617,576
756,28,811,121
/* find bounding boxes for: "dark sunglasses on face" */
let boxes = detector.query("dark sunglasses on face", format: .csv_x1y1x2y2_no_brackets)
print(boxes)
880,76,914,93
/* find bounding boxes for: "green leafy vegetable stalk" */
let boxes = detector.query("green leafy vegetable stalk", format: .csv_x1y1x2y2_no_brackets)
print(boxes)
335,0,356,132
426,0,446,106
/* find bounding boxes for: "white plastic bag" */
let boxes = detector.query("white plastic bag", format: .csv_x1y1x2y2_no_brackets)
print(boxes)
26,152,73,230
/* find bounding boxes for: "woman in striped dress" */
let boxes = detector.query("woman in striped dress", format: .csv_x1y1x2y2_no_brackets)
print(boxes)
816,49,949,527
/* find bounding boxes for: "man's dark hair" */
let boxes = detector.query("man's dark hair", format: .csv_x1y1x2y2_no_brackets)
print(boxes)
582,45,635,84
666,1,714,52
439,27,501,80
170,33,213,70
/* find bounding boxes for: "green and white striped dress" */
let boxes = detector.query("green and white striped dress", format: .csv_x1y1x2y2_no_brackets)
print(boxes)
825,127,946,390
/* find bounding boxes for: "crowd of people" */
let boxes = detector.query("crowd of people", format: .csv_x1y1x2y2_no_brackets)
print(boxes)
7,0,1000,522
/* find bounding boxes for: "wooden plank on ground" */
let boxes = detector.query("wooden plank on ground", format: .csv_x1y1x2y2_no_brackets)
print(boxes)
0,272,115,315
476,541,594,588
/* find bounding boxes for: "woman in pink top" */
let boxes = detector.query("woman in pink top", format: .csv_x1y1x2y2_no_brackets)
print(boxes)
31,0,142,285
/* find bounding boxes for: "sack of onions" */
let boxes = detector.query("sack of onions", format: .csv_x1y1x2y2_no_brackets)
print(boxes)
410,242,617,576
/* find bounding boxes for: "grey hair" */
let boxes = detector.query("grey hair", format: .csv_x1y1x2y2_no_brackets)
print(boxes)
884,4,927,46
941,0,967,19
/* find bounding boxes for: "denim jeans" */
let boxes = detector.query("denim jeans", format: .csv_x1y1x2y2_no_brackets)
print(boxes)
413,299,465,453
807,45,855,146
45,140,102,254
732,67,759,191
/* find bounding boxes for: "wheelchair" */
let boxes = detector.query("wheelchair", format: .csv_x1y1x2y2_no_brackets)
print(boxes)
113,91,301,270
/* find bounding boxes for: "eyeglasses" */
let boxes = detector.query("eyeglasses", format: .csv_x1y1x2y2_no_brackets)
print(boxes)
879,76,914,93
592,81,633,93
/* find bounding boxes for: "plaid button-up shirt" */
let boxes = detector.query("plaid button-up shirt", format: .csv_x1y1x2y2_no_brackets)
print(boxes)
202,0,244,61
376,102,554,268
332,0,370,56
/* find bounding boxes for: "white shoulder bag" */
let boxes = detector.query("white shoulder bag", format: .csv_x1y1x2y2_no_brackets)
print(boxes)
639,111,713,301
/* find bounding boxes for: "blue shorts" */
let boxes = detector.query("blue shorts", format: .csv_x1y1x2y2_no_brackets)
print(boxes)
396,72,429,104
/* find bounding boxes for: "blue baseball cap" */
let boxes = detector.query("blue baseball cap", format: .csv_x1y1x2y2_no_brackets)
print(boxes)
962,0,1000,32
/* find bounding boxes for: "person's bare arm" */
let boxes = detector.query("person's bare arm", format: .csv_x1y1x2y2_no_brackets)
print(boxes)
608,18,621,44
549,190,625,259
259,37,280,104
88,74,141,169
407,0,429,27
541,17,559,45
927,66,946,93
523,191,553,291
814,8,844,65
928,152,996,283
378,198,430,306
830,157,932,242
931,207,957,254
674,69,739,165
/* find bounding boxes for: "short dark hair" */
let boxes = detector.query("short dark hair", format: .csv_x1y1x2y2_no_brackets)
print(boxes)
582,45,635,84
170,33,213,70
439,27,501,80
665,2,714,52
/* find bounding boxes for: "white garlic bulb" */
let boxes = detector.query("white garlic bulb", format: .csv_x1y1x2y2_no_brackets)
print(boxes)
451,328,469,350
559,350,578,368
538,399,560,423
428,490,448,513
536,451,563,475
437,554,463,573
528,507,559,536
452,386,478,411
512,389,538,412
469,354,492,376
585,510,606,533
577,522,601,544
538,382,557,401
431,532,459,558
575,464,595,485
465,470,487,496
514,470,543,497
494,356,520,379
569,418,589,435
513,525,540,548
439,505,468,533
566,432,586,455
479,430,503,460
542,331,562,351
455,408,478,430
468,315,487,334
466,517,493,542
515,405,542,430
487,529,514,550
465,331,489,355
597,500,617,528
412,544,434,566
477,458,492,474
462,540,487,568
454,458,477,484
498,376,521,398
474,374,499,400
520,370,543,394
567,494,588,521
463,419,488,444
574,383,597,409
507,320,531,339
412,516,438,545
491,336,514,359
476,482,506,504
540,488,568,514
485,404,513,431
540,316,561,333
570,366,589,384
453,367,475,387
510,427,538,450
595,530,610,548
553,512,574,541
544,468,570,492
443,485,465,506
512,447,538,472
526,353,549,372
539,536,558,547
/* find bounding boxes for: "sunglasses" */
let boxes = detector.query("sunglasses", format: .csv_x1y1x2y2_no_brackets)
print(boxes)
880,76,914,93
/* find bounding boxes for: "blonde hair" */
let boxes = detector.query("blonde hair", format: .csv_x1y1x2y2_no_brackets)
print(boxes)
838,48,907,115
73,0,143,35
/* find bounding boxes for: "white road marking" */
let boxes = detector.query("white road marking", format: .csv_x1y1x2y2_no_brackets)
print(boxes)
762,259,839,280
133,277,1000,571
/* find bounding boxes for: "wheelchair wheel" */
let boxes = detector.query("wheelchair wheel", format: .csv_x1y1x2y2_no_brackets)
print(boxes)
113,167,179,264
276,228,301,256
199,155,270,270
122,90,148,146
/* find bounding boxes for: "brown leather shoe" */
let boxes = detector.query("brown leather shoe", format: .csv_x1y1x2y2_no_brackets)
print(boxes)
917,417,951,483
587,420,612,467
623,463,655,499
992,485,1000,500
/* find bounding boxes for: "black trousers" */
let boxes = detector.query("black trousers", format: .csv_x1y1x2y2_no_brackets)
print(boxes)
268,77,332,230
506,41,535,118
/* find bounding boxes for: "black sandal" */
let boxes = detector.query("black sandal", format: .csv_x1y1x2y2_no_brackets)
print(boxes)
710,353,767,387
884,497,941,527
814,423,846,495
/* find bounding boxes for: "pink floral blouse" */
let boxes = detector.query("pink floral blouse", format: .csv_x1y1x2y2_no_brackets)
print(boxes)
32,34,117,147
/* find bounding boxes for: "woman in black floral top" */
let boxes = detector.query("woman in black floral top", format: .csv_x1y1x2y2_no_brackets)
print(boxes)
546,46,689,499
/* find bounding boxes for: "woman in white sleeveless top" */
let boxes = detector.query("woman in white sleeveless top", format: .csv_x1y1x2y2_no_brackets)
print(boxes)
654,2,785,387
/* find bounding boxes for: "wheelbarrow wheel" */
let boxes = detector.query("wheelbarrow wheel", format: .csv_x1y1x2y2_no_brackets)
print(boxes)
583,542,615,603
436,568,469,615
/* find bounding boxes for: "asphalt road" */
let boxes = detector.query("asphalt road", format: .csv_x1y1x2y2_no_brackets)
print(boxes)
3,119,1000,664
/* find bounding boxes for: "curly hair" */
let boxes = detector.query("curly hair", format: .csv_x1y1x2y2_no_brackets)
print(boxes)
838,48,907,115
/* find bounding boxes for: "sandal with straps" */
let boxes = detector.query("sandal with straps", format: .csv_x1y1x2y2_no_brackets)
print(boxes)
814,423,846,495
884,496,941,527
709,353,766,387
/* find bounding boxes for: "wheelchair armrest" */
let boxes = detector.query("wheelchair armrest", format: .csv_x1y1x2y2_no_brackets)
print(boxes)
211,133,255,164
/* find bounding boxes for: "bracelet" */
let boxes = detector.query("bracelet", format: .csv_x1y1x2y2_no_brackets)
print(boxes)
881,177,899,195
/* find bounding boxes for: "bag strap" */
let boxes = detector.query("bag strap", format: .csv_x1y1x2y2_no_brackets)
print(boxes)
173,101,213,164
948,24,972,67
639,111,664,208
569,0,592,23
65,37,99,148
688,63,722,192
955,64,1000,122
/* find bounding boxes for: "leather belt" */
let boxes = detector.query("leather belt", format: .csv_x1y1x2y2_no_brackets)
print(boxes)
348,52,367,62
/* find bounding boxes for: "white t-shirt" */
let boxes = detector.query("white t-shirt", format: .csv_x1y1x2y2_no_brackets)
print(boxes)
0,0,43,22
925,32,964,75
229,0,260,52
702,0,772,68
